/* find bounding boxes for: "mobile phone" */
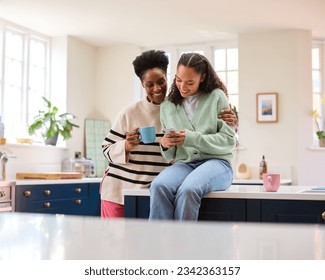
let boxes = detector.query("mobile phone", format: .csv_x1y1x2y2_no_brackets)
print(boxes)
162,128,176,134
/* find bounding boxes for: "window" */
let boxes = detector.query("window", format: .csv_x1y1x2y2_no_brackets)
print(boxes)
0,19,50,141
138,44,239,113
214,48,238,111
312,43,324,140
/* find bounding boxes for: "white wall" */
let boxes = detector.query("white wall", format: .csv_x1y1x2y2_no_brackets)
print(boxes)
96,45,141,123
236,29,325,185
65,36,97,158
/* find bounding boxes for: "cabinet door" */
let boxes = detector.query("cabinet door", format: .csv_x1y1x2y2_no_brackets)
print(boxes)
262,200,325,224
124,196,247,221
198,198,246,221
87,183,100,216
124,196,150,219
15,183,88,215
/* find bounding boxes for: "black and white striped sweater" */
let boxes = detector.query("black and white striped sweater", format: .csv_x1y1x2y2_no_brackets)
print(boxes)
101,97,170,205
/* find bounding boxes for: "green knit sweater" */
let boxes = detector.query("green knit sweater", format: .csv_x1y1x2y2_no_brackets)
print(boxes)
160,88,236,164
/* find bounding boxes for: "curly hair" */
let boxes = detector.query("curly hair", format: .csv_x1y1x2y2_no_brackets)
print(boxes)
168,53,228,105
132,50,169,81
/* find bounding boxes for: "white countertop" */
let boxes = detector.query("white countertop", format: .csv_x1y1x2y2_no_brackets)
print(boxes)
15,177,102,185
12,178,291,186
232,178,292,185
123,185,325,201
0,212,324,260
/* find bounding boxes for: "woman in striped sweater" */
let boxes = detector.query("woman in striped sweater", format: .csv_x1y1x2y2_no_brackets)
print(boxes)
101,50,237,218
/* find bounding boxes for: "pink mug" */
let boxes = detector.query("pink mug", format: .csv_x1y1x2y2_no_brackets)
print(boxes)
263,173,280,192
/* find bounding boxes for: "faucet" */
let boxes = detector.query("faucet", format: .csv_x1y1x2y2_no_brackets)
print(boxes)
0,151,8,181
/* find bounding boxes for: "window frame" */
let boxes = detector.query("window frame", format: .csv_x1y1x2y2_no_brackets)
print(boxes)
312,42,324,143
0,19,51,142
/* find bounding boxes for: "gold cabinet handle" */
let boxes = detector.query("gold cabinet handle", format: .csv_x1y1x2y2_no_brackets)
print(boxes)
322,212,325,221
43,202,51,208
75,199,82,205
43,190,51,196
24,191,31,197
75,188,82,193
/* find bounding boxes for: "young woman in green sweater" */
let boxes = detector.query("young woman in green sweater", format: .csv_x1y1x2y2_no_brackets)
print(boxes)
149,52,236,221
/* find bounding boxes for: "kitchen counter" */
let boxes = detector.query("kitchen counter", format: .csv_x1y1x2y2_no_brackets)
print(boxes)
232,178,292,185
123,185,325,223
15,177,102,185
14,178,291,186
0,212,324,260
123,185,325,201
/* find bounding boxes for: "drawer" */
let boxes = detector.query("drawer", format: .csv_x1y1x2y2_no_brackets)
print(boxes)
18,198,89,215
16,184,88,201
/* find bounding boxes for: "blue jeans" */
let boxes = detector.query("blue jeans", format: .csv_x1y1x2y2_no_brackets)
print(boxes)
149,159,233,221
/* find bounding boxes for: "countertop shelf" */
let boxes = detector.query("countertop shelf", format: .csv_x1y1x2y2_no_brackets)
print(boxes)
123,185,325,201
15,177,102,185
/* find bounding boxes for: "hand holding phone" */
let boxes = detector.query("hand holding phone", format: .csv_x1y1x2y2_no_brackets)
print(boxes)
162,128,176,134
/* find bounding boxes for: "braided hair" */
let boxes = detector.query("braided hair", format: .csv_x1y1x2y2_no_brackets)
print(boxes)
168,53,228,105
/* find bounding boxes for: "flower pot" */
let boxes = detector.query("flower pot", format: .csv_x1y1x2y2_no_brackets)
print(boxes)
319,138,325,148
45,134,58,146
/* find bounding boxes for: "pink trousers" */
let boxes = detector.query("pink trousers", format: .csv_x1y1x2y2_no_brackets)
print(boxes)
101,199,124,218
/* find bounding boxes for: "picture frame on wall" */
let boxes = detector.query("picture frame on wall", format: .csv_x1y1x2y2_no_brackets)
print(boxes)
256,92,278,123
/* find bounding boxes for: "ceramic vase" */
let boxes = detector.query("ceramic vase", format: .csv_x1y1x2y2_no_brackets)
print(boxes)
45,134,58,146
319,138,325,147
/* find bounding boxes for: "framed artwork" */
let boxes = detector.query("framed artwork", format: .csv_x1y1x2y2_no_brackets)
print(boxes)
256,92,278,123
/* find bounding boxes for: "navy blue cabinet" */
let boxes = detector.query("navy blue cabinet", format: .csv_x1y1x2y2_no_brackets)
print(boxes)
124,195,325,224
124,196,247,221
198,198,246,221
261,199,325,224
15,183,100,216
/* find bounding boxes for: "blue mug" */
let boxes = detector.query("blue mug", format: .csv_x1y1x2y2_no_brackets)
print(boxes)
138,126,156,144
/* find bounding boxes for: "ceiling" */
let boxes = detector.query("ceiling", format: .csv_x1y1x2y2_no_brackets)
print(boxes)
0,0,325,47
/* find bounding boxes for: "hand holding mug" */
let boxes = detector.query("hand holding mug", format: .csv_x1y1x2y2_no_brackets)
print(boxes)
125,128,140,152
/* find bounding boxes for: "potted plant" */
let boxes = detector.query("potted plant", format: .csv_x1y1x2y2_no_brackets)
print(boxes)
312,109,325,147
28,97,79,145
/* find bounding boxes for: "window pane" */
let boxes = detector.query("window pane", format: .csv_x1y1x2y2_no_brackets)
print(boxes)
3,85,25,137
229,94,238,108
312,70,321,93
5,31,23,60
312,48,320,69
29,65,45,92
30,39,46,66
216,71,226,85
214,49,226,71
4,58,22,86
227,48,238,70
227,71,238,94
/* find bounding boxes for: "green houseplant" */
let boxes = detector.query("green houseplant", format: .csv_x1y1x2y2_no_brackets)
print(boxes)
28,97,79,145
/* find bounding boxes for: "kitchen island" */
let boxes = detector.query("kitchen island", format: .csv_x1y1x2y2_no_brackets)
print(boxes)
123,185,325,224
0,212,324,260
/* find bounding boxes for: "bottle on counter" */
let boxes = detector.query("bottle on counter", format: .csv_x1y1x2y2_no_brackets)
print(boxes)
259,155,267,179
